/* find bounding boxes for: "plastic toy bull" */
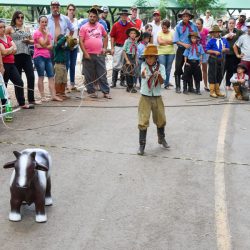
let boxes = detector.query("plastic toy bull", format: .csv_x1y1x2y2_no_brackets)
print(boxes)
3,149,52,223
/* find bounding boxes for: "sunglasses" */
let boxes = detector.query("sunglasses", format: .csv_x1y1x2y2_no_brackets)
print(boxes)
68,8,75,11
17,16,24,19
0,26,5,29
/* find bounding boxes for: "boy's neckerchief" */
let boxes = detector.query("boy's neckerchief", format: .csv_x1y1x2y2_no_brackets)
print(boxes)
182,21,193,33
119,20,128,27
236,22,244,30
191,43,198,54
129,37,137,55
147,61,160,89
237,73,245,80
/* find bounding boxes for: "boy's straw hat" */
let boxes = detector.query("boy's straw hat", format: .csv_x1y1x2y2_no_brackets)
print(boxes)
126,27,141,37
178,9,194,19
143,44,158,56
209,25,222,33
188,32,200,39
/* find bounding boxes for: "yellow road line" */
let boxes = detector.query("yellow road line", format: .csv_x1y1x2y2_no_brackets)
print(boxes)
215,93,233,250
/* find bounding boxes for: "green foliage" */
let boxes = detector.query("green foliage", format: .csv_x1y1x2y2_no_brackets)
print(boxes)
177,0,225,17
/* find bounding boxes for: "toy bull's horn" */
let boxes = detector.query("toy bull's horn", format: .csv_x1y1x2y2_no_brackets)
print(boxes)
13,151,21,159
30,152,36,160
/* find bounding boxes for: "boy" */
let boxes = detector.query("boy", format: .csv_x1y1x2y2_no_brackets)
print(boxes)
54,34,73,100
123,27,140,93
230,63,249,100
138,44,169,155
137,32,151,86
206,25,229,98
182,32,204,95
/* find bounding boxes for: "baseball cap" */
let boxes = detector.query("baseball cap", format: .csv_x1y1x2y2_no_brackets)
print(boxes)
153,10,160,16
51,1,60,6
240,12,246,16
101,6,109,13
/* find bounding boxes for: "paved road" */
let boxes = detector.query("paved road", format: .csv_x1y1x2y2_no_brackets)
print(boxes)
0,83,250,250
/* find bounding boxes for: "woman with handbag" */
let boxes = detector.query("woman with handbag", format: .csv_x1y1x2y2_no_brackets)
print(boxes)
5,11,38,104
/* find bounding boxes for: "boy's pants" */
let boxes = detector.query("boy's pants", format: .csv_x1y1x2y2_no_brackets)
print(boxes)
138,95,166,130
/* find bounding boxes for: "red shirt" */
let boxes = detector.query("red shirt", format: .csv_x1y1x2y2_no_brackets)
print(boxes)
129,18,143,30
110,21,135,45
0,35,15,63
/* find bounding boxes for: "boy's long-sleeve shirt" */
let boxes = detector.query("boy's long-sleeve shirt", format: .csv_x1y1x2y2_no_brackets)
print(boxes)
53,36,68,64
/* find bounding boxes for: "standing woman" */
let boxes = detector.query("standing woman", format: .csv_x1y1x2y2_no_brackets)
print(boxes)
0,20,33,109
196,18,210,91
157,19,175,89
222,17,243,90
5,11,37,104
33,16,62,102
66,4,79,91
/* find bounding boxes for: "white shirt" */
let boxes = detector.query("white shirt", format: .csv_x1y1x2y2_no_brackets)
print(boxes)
149,21,162,45
201,15,214,30
235,33,250,61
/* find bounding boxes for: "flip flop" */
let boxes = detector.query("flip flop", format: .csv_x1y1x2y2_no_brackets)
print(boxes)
104,93,112,99
21,104,35,109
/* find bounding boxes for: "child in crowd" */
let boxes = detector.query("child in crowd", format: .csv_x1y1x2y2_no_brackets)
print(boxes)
144,24,153,43
230,63,249,100
137,32,151,87
137,44,169,155
54,34,70,100
182,32,204,95
123,27,140,93
206,25,229,98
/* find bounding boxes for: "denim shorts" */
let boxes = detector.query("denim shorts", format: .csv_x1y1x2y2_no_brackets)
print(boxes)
34,56,54,78
202,53,209,63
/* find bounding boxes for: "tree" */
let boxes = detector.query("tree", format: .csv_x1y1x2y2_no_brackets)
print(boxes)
177,0,225,18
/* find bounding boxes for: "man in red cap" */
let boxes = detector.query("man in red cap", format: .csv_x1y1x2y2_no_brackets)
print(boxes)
149,10,162,45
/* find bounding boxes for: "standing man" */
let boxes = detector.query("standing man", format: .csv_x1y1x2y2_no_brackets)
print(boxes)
236,13,248,33
173,9,198,93
78,5,108,32
233,21,250,84
47,1,74,44
110,9,134,88
201,10,214,30
100,6,110,32
79,7,111,99
149,10,162,45
129,6,143,30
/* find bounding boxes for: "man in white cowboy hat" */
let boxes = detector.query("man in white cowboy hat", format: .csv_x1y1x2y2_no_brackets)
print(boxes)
201,10,214,30
173,9,198,93
234,21,250,84
110,9,135,88
236,12,248,33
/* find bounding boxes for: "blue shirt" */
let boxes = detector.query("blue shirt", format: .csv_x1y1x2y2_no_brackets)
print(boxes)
173,21,199,46
47,14,74,44
140,62,166,97
183,44,204,61
78,18,108,32
137,42,147,58
206,37,229,58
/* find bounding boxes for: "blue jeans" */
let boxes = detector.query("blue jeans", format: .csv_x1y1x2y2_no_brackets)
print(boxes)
158,54,175,87
34,56,54,78
66,47,78,85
